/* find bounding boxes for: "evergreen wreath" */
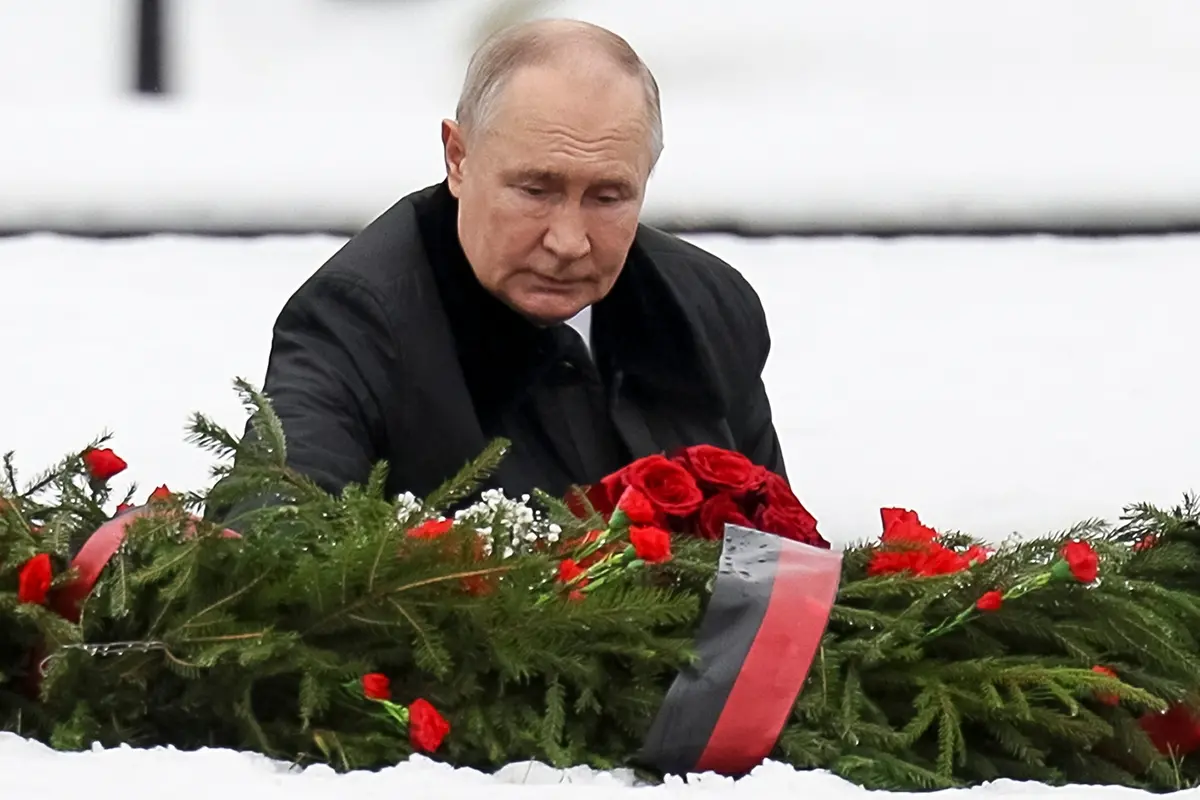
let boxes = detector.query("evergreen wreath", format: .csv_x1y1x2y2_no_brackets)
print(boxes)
1,379,1199,792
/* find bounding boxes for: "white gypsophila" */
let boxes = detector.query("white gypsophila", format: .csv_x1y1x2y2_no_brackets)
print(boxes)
453,488,562,558
394,491,424,525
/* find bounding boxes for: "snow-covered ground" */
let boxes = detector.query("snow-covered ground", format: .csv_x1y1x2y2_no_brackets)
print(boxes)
4,0,1200,232
2,231,1195,545
4,733,1191,799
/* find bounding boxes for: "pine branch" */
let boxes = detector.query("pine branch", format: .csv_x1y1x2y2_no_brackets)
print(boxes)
422,438,511,513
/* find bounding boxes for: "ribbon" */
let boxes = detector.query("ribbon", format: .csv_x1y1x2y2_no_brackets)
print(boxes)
639,523,843,777
50,505,240,624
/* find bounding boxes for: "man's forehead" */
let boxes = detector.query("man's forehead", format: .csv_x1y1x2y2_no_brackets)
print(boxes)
506,166,640,190
484,123,652,184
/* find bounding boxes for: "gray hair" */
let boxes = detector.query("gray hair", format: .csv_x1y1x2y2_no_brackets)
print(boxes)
455,19,664,167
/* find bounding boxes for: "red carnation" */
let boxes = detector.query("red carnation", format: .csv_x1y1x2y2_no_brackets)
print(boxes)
866,548,925,577
409,518,454,540
868,540,970,578
676,445,764,494
17,553,53,605
1060,540,1099,584
615,486,658,525
1133,534,1157,552
963,544,992,565
147,485,172,502
629,525,672,563
1091,666,1120,706
556,558,587,586
1141,704,1200,756
975,590,1003,612
698,493,753,540
460,537,495,596
880,507,939,545
362,672,391,701
916,543,972,576
115,503,134,515
408,698,451,753
624,455,703,517
83,448,127,482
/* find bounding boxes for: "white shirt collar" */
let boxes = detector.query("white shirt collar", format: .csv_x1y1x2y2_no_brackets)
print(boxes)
564,305,593,357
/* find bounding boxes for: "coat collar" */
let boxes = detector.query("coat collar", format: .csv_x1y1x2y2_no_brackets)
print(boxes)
412,182,726,424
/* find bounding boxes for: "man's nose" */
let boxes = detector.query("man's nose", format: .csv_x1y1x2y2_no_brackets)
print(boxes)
542,203,591,262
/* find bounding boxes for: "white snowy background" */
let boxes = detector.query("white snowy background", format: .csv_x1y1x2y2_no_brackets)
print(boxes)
2,0,1199,796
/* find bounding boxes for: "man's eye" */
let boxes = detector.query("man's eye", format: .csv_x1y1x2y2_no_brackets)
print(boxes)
597,195,620,205
521,186,545,197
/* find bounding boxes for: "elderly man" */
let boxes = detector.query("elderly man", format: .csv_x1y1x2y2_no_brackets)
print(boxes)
249,19,785,505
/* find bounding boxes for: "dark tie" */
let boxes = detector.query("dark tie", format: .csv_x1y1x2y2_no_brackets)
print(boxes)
534,325,625,482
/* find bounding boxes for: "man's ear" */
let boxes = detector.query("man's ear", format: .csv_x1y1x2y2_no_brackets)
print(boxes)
442,120,466,196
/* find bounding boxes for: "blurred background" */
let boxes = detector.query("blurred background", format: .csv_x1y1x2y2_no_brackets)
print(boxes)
5,0,1200,237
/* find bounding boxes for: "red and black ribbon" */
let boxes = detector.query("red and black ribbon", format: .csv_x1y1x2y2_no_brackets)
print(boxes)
639,524,843,777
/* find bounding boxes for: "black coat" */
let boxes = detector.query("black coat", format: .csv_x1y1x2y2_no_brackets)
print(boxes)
244,182,786,506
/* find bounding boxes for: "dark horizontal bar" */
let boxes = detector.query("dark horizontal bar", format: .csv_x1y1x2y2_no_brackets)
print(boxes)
4,222,1200,241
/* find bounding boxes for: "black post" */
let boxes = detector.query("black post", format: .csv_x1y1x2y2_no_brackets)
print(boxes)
134,0,166,94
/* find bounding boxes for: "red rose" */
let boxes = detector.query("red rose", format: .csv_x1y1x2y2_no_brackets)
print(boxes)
17,553,52,605
147,485,172,502
615,487,658,525
588,470,631,517
83,448,127,482
698,493,753,540
408,698,451,753
567,484,612,519
624,455,703,517
676,445,764,494
754,502,828,548
1060,540,1099,583
409,518,454,540
757,472,803,509
1091,666,1120,706
975,590,1003,612
629,525,672,563
362,672,391,700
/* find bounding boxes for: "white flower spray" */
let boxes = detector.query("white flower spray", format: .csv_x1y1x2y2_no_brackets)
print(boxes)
394,488,561,558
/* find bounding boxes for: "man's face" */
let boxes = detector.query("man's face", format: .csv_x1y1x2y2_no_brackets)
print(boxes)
442,62,654,325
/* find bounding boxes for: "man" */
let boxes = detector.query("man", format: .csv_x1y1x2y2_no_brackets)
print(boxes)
241,19,785,510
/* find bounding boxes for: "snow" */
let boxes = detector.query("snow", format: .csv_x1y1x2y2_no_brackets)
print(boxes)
0,733,1184,798
5,0,1200,232
2,231,1196,545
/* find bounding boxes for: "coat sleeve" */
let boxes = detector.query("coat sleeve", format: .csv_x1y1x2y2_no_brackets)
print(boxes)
734,376,787,480
243,272,393,497
727,286,788,480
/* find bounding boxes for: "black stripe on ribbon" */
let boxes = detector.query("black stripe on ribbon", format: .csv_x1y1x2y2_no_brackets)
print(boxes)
639,523,843,777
